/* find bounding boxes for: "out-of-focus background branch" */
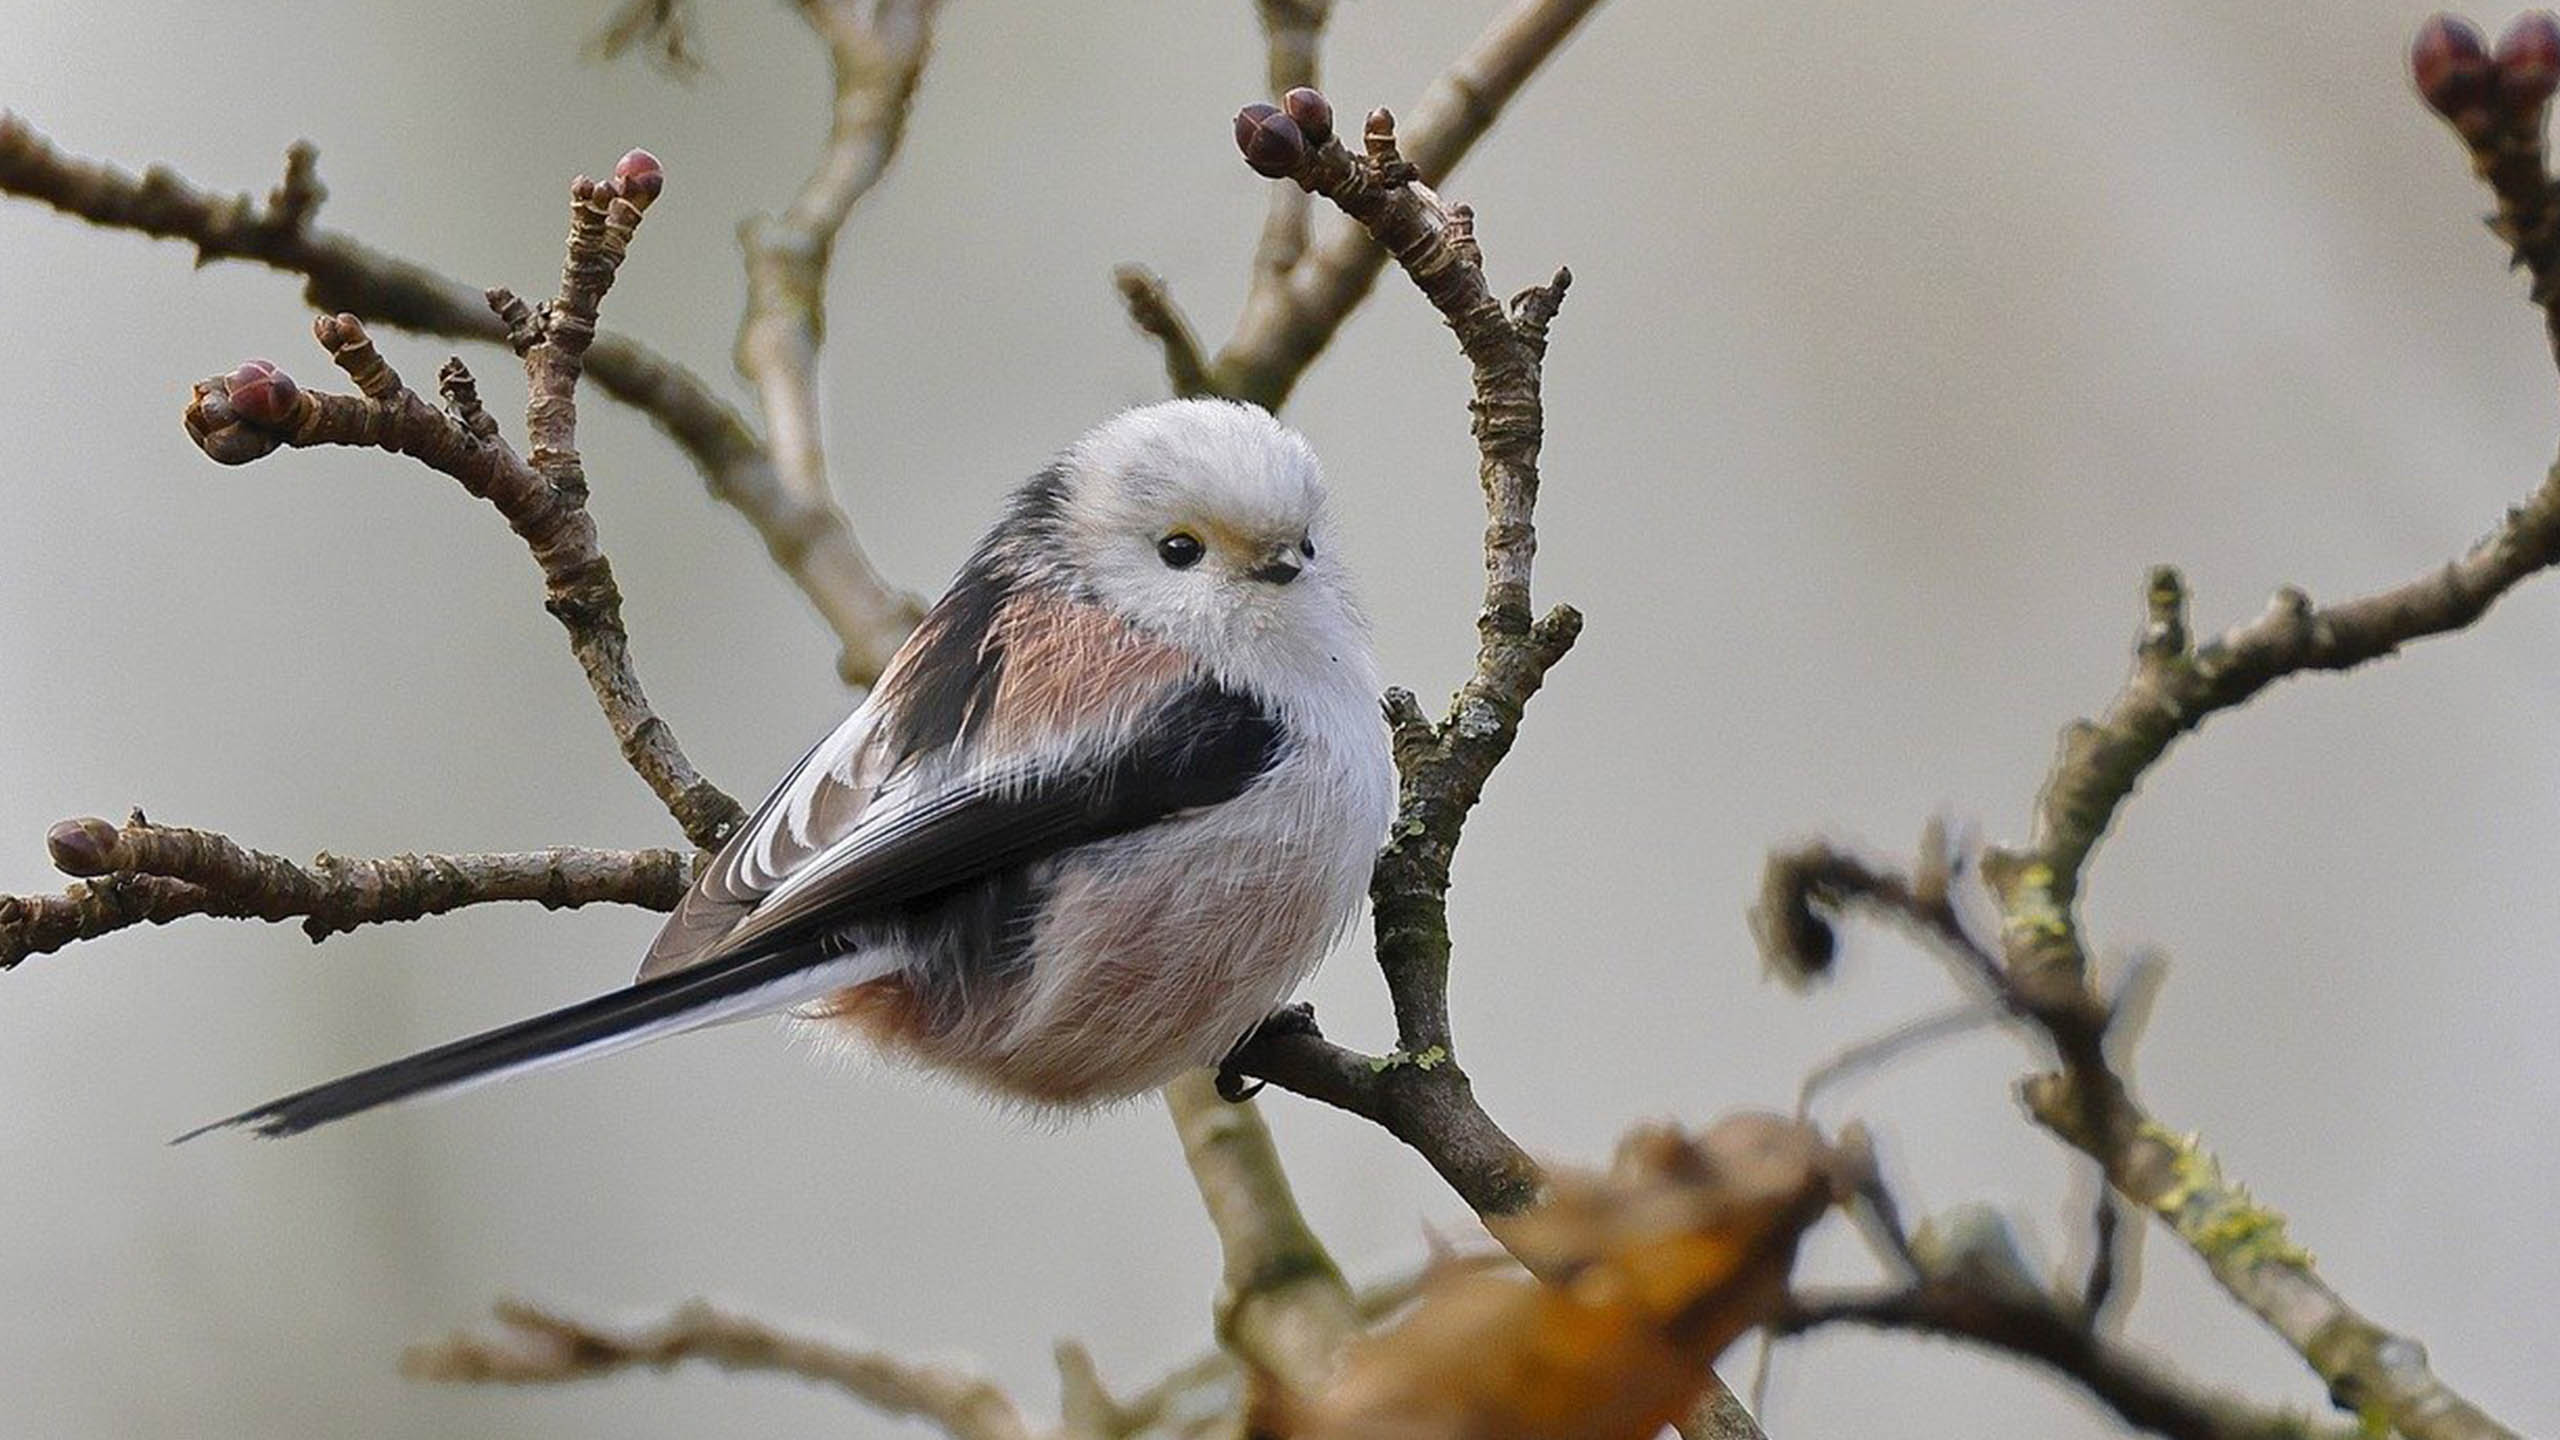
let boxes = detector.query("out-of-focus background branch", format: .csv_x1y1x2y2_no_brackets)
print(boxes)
730,0,940,684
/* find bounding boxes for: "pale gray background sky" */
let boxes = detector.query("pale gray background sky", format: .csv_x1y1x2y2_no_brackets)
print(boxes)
2,2,2554,1437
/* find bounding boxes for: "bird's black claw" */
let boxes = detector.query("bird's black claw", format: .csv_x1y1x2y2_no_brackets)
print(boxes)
1259,1000,1321,1040
1213,1002,1323,1102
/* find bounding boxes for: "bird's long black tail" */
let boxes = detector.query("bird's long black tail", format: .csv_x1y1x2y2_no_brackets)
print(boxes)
179,943,878,1141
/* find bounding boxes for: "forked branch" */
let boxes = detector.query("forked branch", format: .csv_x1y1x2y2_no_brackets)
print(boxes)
1726,24,2560,1436
176,153,744,854
0,113,911,681
1119,0,1608,408
1761,829,2520,1440
1216,91,1578,1224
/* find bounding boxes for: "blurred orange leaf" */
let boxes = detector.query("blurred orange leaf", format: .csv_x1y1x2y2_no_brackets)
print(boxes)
1260,1112,1849,1440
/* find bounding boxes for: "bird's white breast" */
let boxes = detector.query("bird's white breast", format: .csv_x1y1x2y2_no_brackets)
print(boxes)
830,652,1392,1105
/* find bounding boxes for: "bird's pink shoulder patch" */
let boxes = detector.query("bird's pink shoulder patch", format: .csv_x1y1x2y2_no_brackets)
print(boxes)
981,594,1193,748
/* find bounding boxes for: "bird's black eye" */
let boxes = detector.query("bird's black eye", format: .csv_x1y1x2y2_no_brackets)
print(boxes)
1299,533,1316,559
1157,532,1205,569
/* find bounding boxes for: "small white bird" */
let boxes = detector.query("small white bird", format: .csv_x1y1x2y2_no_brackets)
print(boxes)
195,399,1395,1137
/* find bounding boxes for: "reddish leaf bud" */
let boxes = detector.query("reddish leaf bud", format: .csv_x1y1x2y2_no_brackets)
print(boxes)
1282,87,1334,148
2413,14,2496,119
1234,103,1307,179
2497,12,2560,108
312,312,356,351
614,148,665,208
224,358,299,426
188,382,236,431
185,376,282,465
46,817,119,877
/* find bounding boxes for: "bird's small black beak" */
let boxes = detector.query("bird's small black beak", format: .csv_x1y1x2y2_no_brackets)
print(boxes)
1247,546,1304,585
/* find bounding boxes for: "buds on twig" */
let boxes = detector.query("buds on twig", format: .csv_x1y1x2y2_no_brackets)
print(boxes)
2414,12,2560,140
1234,103,1307,178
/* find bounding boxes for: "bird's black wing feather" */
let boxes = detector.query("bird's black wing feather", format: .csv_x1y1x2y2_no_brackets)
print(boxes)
186,679,1286,1140
718,679,1287,956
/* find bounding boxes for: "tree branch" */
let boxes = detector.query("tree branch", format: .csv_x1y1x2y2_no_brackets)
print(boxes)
2412,14,2560,369
1228,0,1332,388
1987,14,2560,1006
1164,1072,1361,1399
0,814,686,968
1118,0,1607,407
732,0,939,683
1216,95,1580,1227
0,111,914,684
406,1298,1034,1440
1779,1282,2344,1440
1738,37,2560,1432
175,154,744,853
1220,0,1603,408
1761,837,2522,1440
1112,264,1214,397
1135,12,1620,1426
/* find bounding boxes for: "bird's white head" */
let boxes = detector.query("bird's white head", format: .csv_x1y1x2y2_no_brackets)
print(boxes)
1040,399,1368,693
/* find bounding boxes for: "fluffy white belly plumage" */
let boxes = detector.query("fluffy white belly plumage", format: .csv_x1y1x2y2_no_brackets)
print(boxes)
812,707,1392,1104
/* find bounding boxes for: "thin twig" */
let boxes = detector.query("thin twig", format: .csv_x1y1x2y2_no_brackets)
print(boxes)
1206,0,1606,408
0,112,912,683
1,814,686,968
1767,837,2522,1440
1778,1283,2348,1440
175,158,744,852
1163,1072,1361,1399
406,1299,1034,1440
1217,96,1579,1224
1113,265,1214,397
1793,1003,2002,1121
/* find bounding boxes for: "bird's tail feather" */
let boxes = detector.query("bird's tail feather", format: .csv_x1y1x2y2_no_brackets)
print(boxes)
179,944,883,1141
